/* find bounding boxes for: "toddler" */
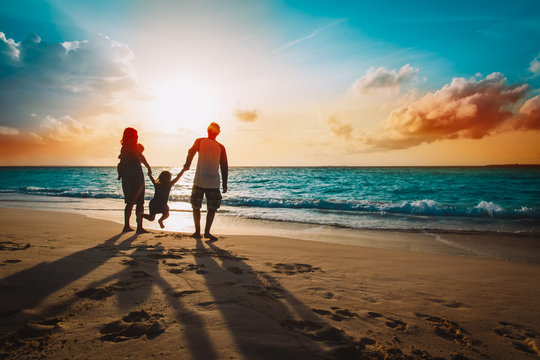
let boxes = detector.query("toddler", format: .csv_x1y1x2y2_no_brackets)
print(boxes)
143,169,185,228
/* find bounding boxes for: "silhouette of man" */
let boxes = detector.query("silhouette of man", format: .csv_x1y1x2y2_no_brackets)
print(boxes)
183,122,228,241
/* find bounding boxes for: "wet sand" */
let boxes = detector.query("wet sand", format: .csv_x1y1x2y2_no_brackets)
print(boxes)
0,208,539,359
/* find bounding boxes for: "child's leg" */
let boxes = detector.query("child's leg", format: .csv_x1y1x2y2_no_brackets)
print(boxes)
158,212,169,229
142,213,156,221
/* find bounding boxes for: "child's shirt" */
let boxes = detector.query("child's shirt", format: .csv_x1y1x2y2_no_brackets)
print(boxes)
152,182,172,205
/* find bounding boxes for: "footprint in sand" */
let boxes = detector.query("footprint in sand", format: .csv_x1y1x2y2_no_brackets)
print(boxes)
311,307,360,322
364,312,408,332
0,241,30,251
253,271,287,298
226,266,243,274
2,259,21,264
0,317,63,355
415,313,480,347
267,263,322,275
131,270,150,279
76,282,135,301
100,310,166,342
425,297,464,309
170,290,201,298
166,263,203,274
495,321,540,356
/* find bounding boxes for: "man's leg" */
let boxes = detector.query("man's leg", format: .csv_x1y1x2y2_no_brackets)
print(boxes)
190,186,203,238
192,209,201,238
204,209,217,241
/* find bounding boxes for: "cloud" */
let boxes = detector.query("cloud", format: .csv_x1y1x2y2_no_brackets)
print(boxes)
330,73,540,151
38,115,91,142
234,108,260,122
0,31,139,128
0,126,19,135
326,116,354,141
510,95,540,131
352,64,418,94
529,53,540,77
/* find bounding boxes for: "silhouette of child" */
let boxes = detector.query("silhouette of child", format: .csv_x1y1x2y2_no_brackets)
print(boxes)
118,143,145,180
143,169,185,228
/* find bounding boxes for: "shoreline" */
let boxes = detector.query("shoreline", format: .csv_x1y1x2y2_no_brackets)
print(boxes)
1,208,539,359
0,197,539,265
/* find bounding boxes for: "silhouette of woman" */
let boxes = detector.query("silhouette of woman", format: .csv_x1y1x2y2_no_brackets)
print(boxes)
118,127,151,233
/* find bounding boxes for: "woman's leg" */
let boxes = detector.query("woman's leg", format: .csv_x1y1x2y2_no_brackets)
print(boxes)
135,202,148,233
123,202,134,232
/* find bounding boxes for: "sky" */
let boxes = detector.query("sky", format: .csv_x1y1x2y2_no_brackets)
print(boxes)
1,0,540,166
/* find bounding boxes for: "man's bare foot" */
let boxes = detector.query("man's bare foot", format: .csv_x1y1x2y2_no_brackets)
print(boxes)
204,233,218,241
158,220,165,229
136,228,150,234
122,226,134,232
191,232,201,238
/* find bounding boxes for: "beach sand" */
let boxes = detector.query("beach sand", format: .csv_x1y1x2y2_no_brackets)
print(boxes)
0,208,539,359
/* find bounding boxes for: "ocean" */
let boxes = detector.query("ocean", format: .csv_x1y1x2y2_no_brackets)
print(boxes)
0,166,539,237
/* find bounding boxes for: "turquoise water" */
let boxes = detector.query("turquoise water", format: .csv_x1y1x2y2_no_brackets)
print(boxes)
0,166,539,234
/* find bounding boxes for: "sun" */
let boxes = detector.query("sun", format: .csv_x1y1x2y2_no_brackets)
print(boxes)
149,78,220,134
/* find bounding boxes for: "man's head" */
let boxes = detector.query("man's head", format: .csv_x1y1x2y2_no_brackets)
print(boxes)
207,122,220,139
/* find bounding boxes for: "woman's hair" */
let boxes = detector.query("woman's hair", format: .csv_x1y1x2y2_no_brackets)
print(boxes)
121,128,139,152
156,171,172,185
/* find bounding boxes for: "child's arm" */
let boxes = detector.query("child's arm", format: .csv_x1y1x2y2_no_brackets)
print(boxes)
148,170,156,185
170,169,186,186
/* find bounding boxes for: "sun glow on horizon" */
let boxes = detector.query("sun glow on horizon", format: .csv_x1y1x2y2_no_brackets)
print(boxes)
147,77,221,134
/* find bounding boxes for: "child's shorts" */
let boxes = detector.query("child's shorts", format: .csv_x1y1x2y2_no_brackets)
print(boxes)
190,186,222,210
149,199,169,214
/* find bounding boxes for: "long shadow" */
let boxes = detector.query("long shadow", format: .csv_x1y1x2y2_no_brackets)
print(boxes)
0,232,136,312
23,237,219,360
193,238,353,359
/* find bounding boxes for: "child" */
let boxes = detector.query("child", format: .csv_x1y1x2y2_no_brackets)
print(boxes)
143,169,185,228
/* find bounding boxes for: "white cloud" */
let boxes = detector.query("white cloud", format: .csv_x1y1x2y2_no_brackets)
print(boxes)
529,53,540,77
0,32,139,129
352,64,419,94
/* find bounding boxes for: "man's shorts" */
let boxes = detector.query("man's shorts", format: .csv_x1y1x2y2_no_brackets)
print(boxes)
190,186,222,210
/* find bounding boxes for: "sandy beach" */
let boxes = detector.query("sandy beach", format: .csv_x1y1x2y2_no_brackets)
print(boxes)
1,208,539,360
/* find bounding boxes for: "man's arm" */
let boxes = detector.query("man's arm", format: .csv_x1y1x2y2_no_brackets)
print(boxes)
183,138,201,170
220,145,228,193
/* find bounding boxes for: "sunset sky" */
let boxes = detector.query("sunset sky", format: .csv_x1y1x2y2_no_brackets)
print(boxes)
1,0,540,166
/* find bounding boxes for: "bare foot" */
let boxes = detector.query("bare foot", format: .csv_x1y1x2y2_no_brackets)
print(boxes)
191,232,202,239
136,228,150,234
122,227,134,232
158,220,165,229
204,233,218,241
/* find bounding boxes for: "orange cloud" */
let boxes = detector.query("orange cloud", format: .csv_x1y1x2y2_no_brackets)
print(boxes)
234,108,259,122
331,73,540,151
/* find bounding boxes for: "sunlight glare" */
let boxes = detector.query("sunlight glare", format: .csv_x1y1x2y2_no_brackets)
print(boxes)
150,78,220,134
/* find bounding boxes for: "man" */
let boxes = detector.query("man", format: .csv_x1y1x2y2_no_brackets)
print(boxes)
183,122,228,241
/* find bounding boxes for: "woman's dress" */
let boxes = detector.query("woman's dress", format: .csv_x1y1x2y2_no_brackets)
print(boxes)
119,147,144,205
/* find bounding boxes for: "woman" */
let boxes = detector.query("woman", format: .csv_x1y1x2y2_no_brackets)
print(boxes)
118,127,151,233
